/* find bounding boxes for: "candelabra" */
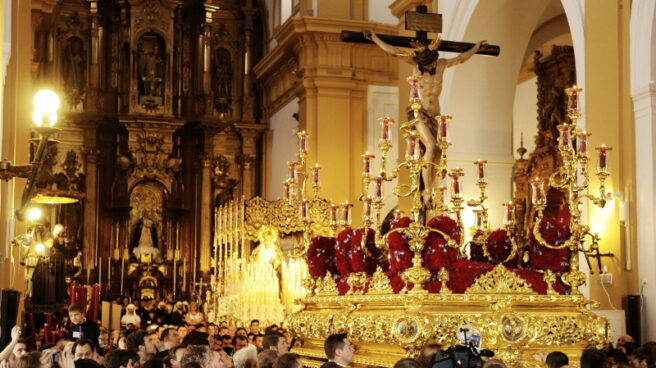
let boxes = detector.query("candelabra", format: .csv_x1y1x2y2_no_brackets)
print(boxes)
529,86,609,294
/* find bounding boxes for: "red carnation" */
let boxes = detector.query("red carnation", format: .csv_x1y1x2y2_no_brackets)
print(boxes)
351,228,381,275
335,228,355,276
388,217,414,272
485,229,519,268
528,218,572,272
307,236,338,278
423,216,461,271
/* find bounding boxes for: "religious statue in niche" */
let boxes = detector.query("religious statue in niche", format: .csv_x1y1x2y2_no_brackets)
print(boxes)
62,36,87,108
364,29,487,208
129,181,164,262
212,155,238,207
132,209,160,263
211,47,232,115
137,33,167,109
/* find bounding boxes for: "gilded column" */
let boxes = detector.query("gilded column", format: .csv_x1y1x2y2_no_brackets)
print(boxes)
236,125,264,199
199,158,212,272
83,148,99,276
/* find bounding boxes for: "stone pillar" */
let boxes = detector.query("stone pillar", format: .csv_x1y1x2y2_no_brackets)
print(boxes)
83,149,99,275
199,158,212,272
236,124,265,199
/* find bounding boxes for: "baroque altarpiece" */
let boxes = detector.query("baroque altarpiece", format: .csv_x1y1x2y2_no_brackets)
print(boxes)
29,0,266,303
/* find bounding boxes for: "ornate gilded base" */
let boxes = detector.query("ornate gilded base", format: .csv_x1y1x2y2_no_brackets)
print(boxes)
287,293,607,368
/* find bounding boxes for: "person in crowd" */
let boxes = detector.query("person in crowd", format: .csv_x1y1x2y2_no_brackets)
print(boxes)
67,304,102,355
121,305,142,328
72,339,97,361
580,349,608,368
126,331,157,365
180,345,223,368
156,328,180,359
170,303,186,326
0,326,24,365
392,358,423,368
252,335,264,351
618,335,635,348
221,335,234,356
418,343,441,368
235,328,247,338
232,345,256,368
482,359,507,368
233,336,248,353
168,346,187,368
257,350,277,368
184,303,205,327
261,333,288,357
546,351,569,368
177,326,188,341
630,347,656,368
320,333,354,368
104,349,139,368
274,353,302,368
248,321,260,335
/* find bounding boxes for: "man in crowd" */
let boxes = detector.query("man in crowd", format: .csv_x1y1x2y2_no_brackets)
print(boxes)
274,353,302,368
321,333,354,368
249,320,260,335
261,333,288,357
126,330,156,365
233,336,248,353
155,327,179,359
168,346,187,368
67,304,102,354
72,339,97,361
121,304,142,328
546,351,569,368
180,345,224,368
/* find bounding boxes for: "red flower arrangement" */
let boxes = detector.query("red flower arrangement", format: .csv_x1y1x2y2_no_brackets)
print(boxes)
528,218,572,272
335,228,355,276
307,236,338,278
350,228,381,275
386,269,411,293
469,230,487,262
484,229,519,268
422,216,461,271
446,259,495,293
388,217,414,272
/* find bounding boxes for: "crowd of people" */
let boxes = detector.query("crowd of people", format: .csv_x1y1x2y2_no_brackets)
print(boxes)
0,298,655,368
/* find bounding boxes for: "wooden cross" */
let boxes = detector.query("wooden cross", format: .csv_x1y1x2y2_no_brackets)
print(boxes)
341,5,500,56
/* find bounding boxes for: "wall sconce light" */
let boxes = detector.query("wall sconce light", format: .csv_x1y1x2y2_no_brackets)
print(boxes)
0,89,80,220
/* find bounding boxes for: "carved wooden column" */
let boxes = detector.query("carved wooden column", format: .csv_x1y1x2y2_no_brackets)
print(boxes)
83,148,99,277
202,4,219,116
199,157,212,272
241,0,256,122
236,124,264,199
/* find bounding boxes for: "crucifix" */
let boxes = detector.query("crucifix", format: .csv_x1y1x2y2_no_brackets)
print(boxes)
341,5,500,211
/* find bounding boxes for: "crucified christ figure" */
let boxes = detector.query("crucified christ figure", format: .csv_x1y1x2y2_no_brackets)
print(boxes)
364,29,487,208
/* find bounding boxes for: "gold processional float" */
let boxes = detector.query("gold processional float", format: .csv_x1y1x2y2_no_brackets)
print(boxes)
210,79,609,367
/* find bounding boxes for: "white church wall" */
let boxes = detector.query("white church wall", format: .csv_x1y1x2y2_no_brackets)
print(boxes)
367,85,399,218
630,0,656,342
266,98,300,201
512,77,538,156
368,1,397,25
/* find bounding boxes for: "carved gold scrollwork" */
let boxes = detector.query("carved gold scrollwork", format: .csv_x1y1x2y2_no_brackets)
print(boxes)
465,264,537,294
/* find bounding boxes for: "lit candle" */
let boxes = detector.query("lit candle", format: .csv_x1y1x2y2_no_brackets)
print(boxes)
503,201,515,226
530,178,546,205
576,131,589,156
342,201,353,225
450,168,464,199
437,115,451,142
330,204,339,224
558,124,571,151
406,134,418,161
374,176,384,200
362,152,374,177
596,145,611,174
297,131,308,153
287,161,298,181
363,197,373,219
474,210,484,230
474,160,487,183
299,200,309,221
566,85,581,113
312,164,321,185
438,186,448,207
379,117,394,143
407,76,422,102
282,181,291,200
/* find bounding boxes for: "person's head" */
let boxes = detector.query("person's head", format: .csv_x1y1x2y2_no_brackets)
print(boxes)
69,304,86,325
247,333,255,343
208,324,218,336
393,358,423,368
181,345,223,368
580,349,608,368
219,327,229,336
126,304,137,314
482,359,507,368
411,40,440,75
177,326,188,338
630,347,655,368
182,331,210,347
234,335,248,352
253,335,264,349
219,321,228,328
418,343,442,368
233,345,257,368
75,358,103,368
257,350,278,368
617,335,635,347
274,353,302,368
169,346,187,368
161,328,180,348
126,330,156,356
236,328,248,337
105,350,140,368
249,320,260,334
72,339,96,361
221,335,233,348
324,333,354,366
17,352,41,368
263,333,289,355
189,302,198,312
12,339,28,359
546,351,569,368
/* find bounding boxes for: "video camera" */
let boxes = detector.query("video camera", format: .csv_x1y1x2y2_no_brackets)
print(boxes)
431,327,494,368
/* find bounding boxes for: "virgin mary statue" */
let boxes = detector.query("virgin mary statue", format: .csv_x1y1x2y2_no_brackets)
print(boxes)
132,210,160,262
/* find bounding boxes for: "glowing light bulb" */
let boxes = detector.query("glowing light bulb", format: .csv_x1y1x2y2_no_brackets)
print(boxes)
34,243,45,254
27,207,42,222
33,90,61,114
